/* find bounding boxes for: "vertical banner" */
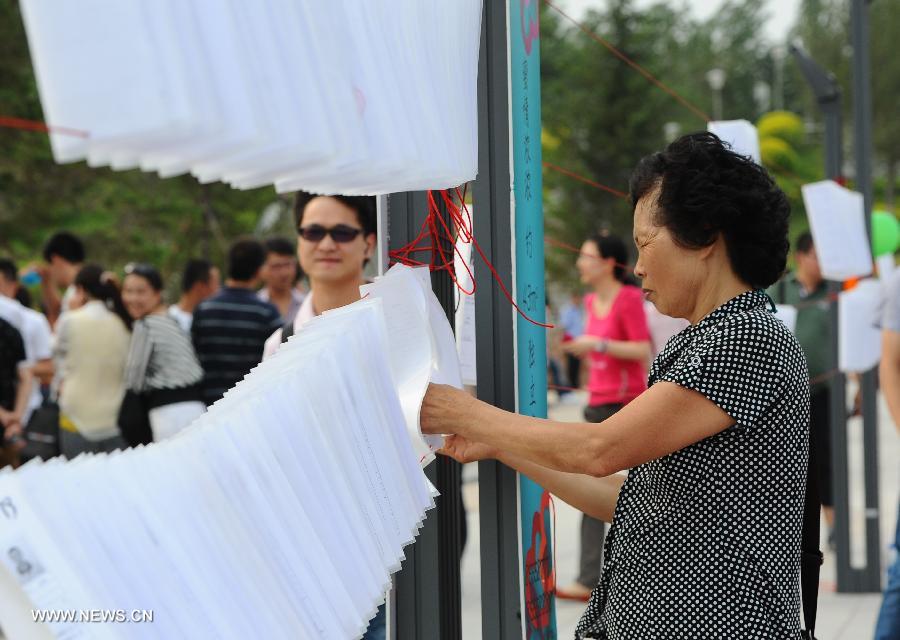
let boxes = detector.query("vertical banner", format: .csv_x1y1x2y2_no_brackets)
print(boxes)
510,1,556,638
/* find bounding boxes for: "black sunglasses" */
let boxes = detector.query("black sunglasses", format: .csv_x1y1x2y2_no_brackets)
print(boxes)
298,224,364,243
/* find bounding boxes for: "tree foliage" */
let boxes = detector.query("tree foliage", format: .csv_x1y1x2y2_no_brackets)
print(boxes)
0,2,278,288
541,0,780,284
540,0,898,288
785,0,899,206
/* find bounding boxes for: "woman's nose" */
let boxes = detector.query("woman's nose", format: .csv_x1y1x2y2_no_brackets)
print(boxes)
633,257,645,279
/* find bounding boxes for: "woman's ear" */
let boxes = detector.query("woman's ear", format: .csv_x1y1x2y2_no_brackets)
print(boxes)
697,234,722,262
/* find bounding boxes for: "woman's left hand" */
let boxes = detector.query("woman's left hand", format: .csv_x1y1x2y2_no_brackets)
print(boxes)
420,383,478,437
562,335,600,357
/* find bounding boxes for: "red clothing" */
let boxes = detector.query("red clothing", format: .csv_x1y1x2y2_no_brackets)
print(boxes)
584,286,650,406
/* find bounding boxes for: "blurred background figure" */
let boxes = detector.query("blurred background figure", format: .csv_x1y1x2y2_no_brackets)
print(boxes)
54,264,131,458
122,263,205,442
875,268,900,639
0,258,53,429
559,291,586,397
0,316,30,466
559,232,650,602
37,231,86,327
192,239,282,406
769,231,835,540
547,301,569,402
258,236,304,324
643,301,689,361
169,259,220,334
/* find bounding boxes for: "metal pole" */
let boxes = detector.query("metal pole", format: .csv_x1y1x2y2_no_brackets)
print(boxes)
388,190,463,639
850,0,882,593
431,195,464,639
790,44,855,590
791,39,883,592
473,0,524,637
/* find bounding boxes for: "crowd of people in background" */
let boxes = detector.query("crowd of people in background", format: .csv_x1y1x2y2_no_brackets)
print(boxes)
0,193,391,639
0,194,378,454
0,194,380,452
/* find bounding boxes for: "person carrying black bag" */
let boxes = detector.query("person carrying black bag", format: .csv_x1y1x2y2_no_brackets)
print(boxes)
121,263,205,443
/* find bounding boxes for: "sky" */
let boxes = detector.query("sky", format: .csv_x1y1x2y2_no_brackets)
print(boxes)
557,0,803,45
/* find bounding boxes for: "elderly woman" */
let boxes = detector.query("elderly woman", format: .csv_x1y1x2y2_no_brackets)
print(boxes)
421,132,808,638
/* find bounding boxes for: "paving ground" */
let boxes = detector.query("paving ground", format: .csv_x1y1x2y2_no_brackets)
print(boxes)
459,389,899,639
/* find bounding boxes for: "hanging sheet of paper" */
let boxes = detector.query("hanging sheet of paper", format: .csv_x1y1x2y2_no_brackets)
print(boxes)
0,284,448,638
707,119,761,164
877,254,895,283
773,304,798,334
802,181,873,281
360,265,464,465
18,0,484,196
838,279,882,373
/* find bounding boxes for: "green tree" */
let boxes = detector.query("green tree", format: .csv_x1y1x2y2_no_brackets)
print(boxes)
0,1,277,292
785,0,899,208
540,0,776,285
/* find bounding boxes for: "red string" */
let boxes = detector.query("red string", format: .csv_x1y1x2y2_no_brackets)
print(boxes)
388,187,551,328
0,115,89,138
542,0,711,124
542,161,629,200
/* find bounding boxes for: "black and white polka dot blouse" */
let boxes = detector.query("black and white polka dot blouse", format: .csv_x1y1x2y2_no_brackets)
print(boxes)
576,289,810,639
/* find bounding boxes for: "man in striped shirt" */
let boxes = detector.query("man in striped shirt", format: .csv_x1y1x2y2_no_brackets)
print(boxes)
191,239,282,406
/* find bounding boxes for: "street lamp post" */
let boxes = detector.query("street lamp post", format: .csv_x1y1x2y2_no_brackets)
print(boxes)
663,121,681,143
772,45,787,111
753,81,772,116
705,68,726,120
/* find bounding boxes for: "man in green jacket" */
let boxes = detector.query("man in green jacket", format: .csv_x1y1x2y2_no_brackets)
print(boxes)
770,231,834,536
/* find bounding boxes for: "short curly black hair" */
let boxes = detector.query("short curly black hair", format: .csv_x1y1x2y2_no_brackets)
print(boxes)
629,132,790,289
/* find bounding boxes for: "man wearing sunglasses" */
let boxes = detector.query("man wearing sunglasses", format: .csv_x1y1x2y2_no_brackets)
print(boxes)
261,192,385,638
262,193,376,360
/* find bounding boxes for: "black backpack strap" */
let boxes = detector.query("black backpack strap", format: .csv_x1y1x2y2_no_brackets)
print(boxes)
800,431,824,640
280,319,295,344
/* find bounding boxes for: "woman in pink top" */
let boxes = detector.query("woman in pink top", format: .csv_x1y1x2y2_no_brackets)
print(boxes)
559,232,651,601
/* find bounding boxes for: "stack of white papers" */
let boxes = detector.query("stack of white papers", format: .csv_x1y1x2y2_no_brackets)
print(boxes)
0,265,462,639
802,180,873,281
707,119,761,164
360,265,464,466
18,0,483,195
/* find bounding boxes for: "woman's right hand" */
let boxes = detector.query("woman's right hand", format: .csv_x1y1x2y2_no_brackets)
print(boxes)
438,434,499,464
